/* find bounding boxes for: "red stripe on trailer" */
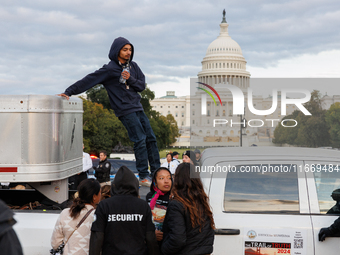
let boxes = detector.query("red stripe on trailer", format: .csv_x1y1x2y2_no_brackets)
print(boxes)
0,167,17,172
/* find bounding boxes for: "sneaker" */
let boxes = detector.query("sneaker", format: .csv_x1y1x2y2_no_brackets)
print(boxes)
139,176,152,187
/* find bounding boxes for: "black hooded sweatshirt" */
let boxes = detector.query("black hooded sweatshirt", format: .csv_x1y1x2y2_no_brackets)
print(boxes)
0,199,23,255
64,37,145,117
90,166,159,255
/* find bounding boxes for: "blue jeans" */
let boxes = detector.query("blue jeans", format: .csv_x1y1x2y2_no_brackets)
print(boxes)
119,111,160,179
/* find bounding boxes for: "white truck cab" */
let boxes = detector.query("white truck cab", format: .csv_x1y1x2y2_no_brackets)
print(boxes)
200,147,340,255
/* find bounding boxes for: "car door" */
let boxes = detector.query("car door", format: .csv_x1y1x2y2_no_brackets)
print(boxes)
209,160,314,255
305,161,340,254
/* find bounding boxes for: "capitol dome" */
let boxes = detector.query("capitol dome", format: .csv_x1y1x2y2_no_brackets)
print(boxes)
198,10,250,90
205,24,243,57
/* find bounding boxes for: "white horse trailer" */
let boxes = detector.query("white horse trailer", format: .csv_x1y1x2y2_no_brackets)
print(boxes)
0,95,83,255
0,95,83,203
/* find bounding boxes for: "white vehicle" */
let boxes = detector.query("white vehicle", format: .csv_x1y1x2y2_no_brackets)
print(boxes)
0,95,83,255
13,212,60,255
200,147,340,255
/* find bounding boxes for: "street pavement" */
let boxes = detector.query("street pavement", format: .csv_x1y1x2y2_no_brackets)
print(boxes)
139,186,150,201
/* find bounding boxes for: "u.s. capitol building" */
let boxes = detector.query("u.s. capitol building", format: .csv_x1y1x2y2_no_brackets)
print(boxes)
150,11,319,147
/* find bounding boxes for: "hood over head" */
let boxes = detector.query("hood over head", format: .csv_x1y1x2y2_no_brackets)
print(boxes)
0,199,16,236
111,166,139,196
0,199,13,223
150,167,173,192
108,37,134,64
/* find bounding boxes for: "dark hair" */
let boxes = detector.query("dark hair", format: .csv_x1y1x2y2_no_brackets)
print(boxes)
331,189,340,201
70,179,100,218
183,150,199,166
183,150,195,159
166,153,173,159
171,163,215,230
100,185,111,201
151,167,173,192
154,167,171,179
172,151,179,156
99,150,107,156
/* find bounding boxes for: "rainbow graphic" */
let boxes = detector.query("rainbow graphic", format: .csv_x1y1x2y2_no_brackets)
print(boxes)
196,82,222,106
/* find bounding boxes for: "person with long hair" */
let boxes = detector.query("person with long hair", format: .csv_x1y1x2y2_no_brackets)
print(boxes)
146,167,173,245
100,184,111,201
51,179,101,255
161,163,215,255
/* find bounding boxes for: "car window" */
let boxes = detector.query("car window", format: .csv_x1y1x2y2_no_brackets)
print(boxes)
314,166,340,214
223,164,299,214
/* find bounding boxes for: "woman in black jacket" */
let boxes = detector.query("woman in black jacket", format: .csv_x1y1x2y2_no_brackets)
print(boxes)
161,163,215,255
146,167,173,245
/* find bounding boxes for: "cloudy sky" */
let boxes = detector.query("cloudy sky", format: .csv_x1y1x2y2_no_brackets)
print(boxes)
1,0,340,98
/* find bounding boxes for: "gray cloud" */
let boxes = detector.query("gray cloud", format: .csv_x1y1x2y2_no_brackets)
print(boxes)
0,0,339,96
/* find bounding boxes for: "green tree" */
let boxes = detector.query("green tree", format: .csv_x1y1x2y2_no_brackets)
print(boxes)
84,84,180,151
273,111,300,145
140,86,155,117
296,115,330,147
166,114,181,144
326,102,340,148
86,84,155,116
295,90,330,147
83,85,181,151
273,90,330,147
303,90,324,116
86,85,111,110
82,97,131,155
152,115,172,150
148,112,175,150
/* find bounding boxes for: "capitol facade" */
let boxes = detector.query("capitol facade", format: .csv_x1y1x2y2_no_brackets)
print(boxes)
150,11,331,147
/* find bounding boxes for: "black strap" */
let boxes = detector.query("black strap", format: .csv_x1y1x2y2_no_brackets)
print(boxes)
76,208,95,228
65,208,95,245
